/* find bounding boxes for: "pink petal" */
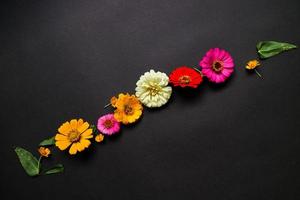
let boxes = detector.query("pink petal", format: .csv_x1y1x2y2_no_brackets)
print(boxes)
208,73,217,82
223,61,234,68
222,68,233,77
213,48,220,59
202,68,213,77
215,74,226,83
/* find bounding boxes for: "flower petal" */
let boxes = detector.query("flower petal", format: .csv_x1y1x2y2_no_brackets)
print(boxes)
77,122,89,133
70,119,78,130
79,139,91,148
58,122,71,135
56,140,71,150
222,68,233,77
81,128,93,139
77,118,84,127
69,143,78,155
55,134,68,141
76,142,85,152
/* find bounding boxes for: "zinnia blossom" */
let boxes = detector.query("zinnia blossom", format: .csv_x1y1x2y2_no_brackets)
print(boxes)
55,119,93,155
95,134,104,143
97,114,120,135
110,96,118,107
246,59,262,77
112,93,143,124
199,48,234,83
246,59,260,70
38,147,51,157
169,66,203,88
135,69,172,108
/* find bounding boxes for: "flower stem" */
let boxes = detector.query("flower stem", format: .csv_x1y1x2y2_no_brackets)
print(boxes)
254,69,262,78
37,156,42,174
193,67,203,76
104,103,111,108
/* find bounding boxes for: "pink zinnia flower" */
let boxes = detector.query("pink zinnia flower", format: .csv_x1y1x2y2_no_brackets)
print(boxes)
97,114,120,135
199,48,234,83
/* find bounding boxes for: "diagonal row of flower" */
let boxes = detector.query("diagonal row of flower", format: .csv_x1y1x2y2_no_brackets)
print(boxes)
15,41,297,176
55,47,234,155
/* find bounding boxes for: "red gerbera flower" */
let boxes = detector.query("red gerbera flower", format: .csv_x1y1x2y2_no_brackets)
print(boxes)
169,66,203,88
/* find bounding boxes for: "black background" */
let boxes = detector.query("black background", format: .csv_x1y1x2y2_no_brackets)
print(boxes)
1,0,300,199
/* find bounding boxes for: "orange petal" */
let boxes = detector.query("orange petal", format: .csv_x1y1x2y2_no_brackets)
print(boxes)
81,129,93,138
76,142,85,152
55,134,68,141
77,118,84,127
58,122,71,135
79,138,91,148
69,143,78,155
77,122,89,133
55,140,71,150
70,119,78,130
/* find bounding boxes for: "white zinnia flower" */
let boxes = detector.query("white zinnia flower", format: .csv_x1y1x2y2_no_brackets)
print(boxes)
135,69,172,108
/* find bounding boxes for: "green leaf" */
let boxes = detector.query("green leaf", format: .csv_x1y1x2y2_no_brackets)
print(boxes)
14,147,39,176
257,41,297,59
90,124,98,135
43,164,64,175
39,136,55,146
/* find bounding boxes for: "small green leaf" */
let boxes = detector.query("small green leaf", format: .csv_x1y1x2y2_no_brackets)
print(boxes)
39,137,55,146
43,164,64,175
14,147,39,176
257,41,297,59
90,124,98,135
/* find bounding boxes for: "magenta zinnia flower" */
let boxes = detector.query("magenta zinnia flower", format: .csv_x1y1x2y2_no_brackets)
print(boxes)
97,114,120,135
199,48,234,83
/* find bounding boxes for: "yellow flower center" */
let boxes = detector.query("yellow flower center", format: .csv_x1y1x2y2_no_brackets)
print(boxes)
124,104,134,115
68,130,81,142
179,75,191,84
103,119,113,128
212,61,223,72
148,85,161,96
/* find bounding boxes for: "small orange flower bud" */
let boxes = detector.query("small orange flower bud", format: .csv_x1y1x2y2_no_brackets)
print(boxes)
38,147,51,157
110,96,118,108
95,134,104,143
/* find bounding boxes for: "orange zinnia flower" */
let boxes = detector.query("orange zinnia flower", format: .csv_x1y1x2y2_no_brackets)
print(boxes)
55,119,93,155
111,93,143,124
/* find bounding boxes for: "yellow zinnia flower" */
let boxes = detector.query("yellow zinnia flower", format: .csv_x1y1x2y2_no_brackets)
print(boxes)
55,119,93,155
112,93,143,124
246,59,260,70
95,134,104,143
38,147,51,157
245,59,262,77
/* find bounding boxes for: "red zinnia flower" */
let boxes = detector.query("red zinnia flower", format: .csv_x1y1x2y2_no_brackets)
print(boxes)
169,66,203,88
